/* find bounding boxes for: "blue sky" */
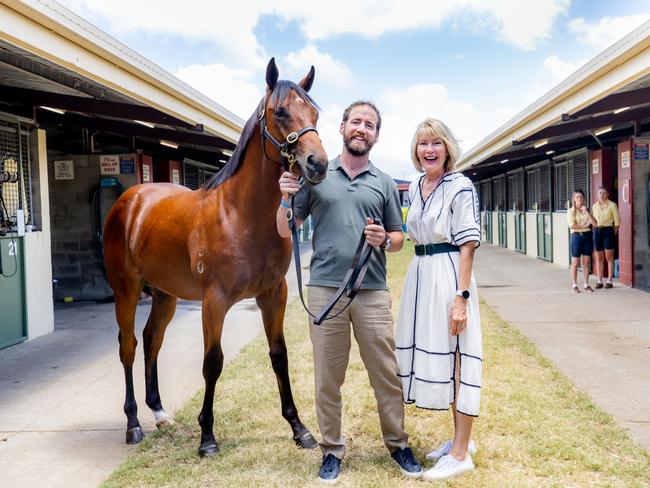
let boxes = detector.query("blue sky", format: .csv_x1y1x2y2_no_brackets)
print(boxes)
59,0,649,179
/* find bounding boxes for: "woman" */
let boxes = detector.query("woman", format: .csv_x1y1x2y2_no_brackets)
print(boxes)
396,118,481,481
592,186,620,288
566,190,597,293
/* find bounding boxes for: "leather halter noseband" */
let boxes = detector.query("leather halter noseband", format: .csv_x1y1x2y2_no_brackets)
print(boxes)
258,100,318,173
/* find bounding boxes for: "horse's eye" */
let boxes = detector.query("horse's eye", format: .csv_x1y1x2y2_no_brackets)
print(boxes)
274,107,288,118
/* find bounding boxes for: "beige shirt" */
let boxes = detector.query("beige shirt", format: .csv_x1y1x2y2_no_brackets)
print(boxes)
566,207,592,233
592,200,620,227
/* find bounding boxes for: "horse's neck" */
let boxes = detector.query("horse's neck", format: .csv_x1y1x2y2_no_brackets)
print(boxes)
226,132,283,217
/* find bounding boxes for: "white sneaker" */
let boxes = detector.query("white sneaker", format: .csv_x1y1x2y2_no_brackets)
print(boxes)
425,439,477,461
422,454,475,481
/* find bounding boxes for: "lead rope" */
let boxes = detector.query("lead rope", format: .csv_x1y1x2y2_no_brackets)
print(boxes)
287,193,377,325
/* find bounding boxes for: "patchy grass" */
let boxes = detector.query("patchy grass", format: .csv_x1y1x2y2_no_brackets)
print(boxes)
102,241,650,487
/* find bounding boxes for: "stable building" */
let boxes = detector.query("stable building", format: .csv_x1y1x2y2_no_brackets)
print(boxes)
458,20,650,292
0,0,243,348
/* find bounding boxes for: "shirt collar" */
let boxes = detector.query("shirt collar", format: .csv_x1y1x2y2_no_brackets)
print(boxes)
329,155,378,177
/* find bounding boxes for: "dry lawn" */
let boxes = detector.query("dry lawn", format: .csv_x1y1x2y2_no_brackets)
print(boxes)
102,241,650,487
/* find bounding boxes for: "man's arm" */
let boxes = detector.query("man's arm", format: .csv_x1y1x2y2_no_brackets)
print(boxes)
276,171,303,238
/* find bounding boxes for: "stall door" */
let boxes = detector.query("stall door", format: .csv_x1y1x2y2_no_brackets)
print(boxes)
515,212,526,253
0,237,26,349
537,213,553,261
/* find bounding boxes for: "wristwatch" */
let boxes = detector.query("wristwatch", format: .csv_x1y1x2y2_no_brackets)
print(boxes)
456,289,470,299
380,235,392,250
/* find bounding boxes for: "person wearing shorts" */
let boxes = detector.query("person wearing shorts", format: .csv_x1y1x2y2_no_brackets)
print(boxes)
592,186,620,289
566,190,596,293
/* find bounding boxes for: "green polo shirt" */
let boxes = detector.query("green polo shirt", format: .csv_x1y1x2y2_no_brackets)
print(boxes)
293,156,403,289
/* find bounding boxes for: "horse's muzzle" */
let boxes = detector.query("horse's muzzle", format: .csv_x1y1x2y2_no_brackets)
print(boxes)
302,155,328,184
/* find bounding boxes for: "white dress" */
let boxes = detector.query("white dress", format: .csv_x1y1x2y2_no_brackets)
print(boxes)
396,172,483,417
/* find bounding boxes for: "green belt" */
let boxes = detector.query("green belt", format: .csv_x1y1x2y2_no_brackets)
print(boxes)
414,243,460,256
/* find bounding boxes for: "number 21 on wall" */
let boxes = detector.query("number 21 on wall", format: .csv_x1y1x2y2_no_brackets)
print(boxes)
8,242,16,256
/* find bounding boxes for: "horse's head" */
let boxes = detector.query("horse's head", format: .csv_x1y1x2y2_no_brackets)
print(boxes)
260,58,328,185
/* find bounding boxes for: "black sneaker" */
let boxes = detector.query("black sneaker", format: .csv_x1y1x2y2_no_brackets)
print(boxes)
318,454,341,484
391,447,423,478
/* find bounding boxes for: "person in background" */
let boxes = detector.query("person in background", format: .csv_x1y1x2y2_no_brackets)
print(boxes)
396,118,482,481
566,190,597,293
592,186,620,289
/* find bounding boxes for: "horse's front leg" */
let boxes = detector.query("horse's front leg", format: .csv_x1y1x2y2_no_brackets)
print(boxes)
256,279,317,449
197,290,227,457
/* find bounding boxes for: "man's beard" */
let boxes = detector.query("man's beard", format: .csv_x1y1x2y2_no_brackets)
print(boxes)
344,133,375,156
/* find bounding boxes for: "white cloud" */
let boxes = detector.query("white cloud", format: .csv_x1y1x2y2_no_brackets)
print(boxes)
316,84,516,179
284,45,353,89
61,0,570,64
542,55,583,82
568,15,650,50
174,64,262,119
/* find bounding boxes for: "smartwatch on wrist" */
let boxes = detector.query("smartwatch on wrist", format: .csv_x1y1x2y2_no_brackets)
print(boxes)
380,235,392,250
456,289,470,299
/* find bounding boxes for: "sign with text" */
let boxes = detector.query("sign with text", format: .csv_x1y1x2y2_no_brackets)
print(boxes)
54,160,74,180
592,158,599,175
142,163,151,182
172,168,180,184
120,157,135,174
100,155,120,175
621,150,630,169
634,143,649,161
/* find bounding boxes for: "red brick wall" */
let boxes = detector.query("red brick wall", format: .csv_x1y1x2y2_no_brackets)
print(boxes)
617,139,634,286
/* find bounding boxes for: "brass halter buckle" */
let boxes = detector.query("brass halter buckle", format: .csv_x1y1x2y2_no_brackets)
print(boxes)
286,132,299,144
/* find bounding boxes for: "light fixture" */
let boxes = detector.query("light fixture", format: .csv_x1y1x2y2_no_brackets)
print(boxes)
594,126,612,136
613,106,629,114
218,159,227,163
500,158,509,164
546,150,555,155
222,150,233,157
134,120,155,128
160,140,179,149
40,106,65,115
533,140,548,149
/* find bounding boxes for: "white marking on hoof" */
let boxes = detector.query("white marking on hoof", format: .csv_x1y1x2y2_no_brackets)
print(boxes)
153,409,173,428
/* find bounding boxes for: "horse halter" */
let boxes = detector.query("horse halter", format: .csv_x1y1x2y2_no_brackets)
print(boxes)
258,100,318,174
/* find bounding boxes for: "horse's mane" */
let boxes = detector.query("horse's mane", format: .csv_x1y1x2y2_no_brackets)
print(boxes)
202,80,318,190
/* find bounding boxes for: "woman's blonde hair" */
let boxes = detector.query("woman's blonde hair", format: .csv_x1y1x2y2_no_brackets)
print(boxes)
410,118,461,173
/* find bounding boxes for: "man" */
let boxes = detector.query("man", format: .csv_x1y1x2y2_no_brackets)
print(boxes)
277,101,422,483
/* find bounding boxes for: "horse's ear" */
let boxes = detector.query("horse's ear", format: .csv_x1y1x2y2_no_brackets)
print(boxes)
299,65,315,92
266,58,279,91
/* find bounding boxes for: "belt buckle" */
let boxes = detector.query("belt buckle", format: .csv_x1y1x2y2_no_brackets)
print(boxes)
415,245,424,256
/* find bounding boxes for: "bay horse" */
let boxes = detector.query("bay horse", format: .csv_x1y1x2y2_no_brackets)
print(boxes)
103,58,328,456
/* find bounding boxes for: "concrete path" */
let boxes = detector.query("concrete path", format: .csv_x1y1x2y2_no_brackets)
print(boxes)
474,244,650,451
0,244,311,488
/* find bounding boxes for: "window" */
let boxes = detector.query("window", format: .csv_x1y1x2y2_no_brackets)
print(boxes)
480,179,492,211
527,163,551,212
554,161,568,211
0,118,32,227
507,172,525,211
493,177,506,211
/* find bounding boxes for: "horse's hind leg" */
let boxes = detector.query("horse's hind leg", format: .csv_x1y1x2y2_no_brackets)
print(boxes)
256,279,317,449
143,288,177,429
113,278,146,444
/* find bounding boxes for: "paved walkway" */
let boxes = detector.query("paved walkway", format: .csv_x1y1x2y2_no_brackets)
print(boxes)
0,244,312,488
474,244,650,451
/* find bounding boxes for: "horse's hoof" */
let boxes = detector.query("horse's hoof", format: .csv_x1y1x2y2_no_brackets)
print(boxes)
126,426,144,444
153,409,174,429
198,442,220,457
294,430,318,449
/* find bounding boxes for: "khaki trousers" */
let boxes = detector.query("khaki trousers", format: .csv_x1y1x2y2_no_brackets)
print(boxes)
308,286,408,460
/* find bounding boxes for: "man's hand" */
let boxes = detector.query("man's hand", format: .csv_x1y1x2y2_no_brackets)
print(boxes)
364,217,386,248
279,171,301,201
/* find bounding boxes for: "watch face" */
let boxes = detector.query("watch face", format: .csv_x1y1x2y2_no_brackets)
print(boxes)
461,290,470,299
